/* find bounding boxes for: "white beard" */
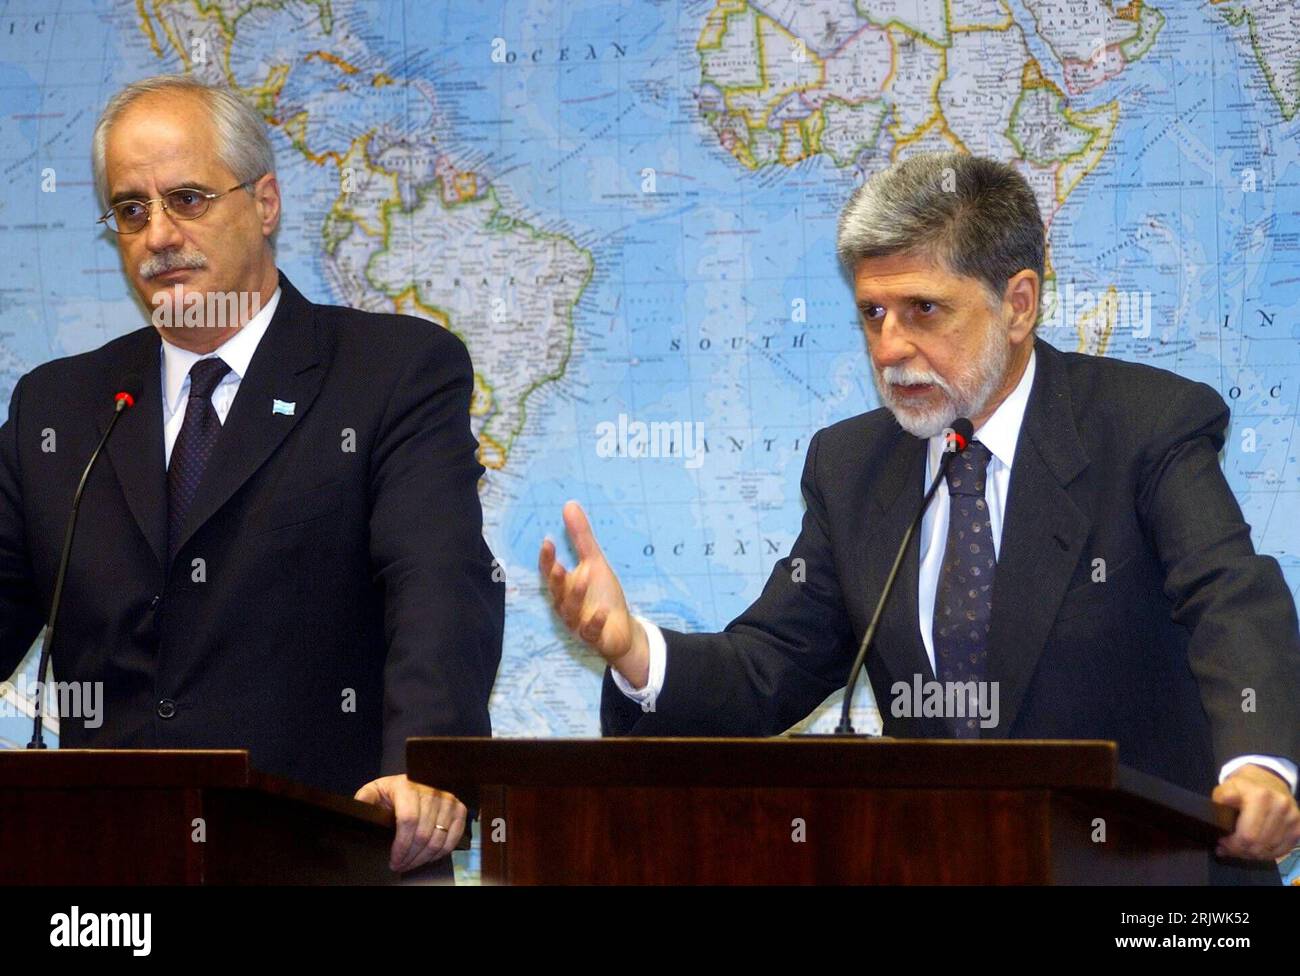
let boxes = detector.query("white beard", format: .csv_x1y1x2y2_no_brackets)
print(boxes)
871,318,1013,438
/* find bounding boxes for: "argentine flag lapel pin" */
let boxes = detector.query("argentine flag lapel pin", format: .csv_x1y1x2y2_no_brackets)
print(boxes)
272,398,296,417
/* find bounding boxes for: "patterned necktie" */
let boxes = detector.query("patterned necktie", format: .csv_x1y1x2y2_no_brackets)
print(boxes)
933,439,995,738
167,357,231,560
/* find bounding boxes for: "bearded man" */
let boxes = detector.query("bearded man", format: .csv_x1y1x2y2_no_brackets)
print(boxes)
539,152,1300,884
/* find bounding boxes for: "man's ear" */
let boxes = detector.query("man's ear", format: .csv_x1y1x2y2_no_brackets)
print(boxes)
1002,269,1039,341
253,173,281,238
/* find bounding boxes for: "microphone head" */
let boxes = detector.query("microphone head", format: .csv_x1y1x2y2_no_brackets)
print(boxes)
115,372,143,410
946,417,974,453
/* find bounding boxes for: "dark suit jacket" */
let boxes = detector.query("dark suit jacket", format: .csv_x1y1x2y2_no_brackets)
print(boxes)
602,336,1300,799
0,272,504,797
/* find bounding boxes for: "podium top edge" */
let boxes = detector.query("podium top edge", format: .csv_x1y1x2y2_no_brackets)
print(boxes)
0,751,394,828
404,738,1228,836
406,737,1121,788
0,748,253,787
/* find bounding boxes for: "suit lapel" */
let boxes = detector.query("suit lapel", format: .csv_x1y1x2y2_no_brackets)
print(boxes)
102,332,167,570
984,337,1091,736
168,274,326,571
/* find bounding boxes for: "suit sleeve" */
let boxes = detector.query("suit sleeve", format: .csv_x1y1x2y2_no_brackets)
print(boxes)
601,429,855,736
1137,380,1300,771
367,329,504,777
0,375,46,678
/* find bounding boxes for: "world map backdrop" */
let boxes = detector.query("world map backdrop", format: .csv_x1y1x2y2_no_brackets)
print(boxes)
0,0,1296,882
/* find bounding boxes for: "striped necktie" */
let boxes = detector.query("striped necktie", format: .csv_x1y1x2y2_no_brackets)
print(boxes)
167,357,231,561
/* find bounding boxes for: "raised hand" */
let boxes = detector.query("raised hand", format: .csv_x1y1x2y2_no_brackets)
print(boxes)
538,500,650,687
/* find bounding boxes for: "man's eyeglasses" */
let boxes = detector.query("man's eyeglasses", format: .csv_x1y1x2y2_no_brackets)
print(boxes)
97,181,258,234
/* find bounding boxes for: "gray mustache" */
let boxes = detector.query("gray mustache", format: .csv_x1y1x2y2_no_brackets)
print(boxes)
881,368,951,394
140,252,208,279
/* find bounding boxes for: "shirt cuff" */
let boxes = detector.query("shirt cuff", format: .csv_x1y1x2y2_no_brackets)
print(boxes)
608,615,666,712
1219,755,1298,794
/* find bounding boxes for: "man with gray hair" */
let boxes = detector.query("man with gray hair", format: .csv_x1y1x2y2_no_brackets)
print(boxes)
0,75,504,877
541,151,1300,883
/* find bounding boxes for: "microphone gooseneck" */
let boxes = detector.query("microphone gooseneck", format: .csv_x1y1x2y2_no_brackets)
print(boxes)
835,417,974,735
27,376,141,749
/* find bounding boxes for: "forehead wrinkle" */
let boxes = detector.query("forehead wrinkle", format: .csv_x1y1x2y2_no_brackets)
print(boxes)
105,98,224,199
855,282,962,306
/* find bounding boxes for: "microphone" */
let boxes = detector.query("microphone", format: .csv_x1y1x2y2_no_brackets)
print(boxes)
834,417,974,734
27,373,142,749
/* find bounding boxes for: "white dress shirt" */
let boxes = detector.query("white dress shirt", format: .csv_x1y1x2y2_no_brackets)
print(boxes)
161,287,280,467
615,348,1297,793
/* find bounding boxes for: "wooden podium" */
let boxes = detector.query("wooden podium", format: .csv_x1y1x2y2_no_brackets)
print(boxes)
0,750,399,884
407,738,1234,884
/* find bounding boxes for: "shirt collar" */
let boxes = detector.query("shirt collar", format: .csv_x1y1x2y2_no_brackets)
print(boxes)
162,286,281,416
927,345,1037,474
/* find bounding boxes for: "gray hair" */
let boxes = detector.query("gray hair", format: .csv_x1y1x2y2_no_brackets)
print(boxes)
91,75,275,208
836,152,1044,307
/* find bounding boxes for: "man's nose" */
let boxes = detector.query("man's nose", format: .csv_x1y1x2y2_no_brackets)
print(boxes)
143,202,185,253
871,313,914,369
